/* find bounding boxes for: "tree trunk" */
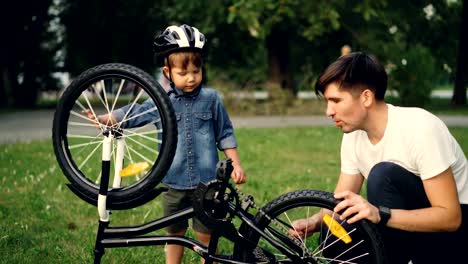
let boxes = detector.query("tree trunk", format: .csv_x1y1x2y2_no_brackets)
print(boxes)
266,27,295,93
453,0,468,105
0,68,9,108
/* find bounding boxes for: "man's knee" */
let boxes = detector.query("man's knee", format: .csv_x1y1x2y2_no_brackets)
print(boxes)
367,162,402,190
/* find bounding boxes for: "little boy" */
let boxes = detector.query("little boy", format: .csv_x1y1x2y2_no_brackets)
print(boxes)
87,24,246,264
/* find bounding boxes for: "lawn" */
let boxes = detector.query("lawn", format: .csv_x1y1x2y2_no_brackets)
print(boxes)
1,127,467,263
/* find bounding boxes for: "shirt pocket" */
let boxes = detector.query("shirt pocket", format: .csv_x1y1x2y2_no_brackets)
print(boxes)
194,112,213,135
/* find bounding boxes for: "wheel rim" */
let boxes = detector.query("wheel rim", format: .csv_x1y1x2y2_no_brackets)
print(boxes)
254,201,379,264
59,74,167,191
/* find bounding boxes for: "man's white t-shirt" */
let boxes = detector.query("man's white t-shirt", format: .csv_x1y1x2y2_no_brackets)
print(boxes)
341,104,468,204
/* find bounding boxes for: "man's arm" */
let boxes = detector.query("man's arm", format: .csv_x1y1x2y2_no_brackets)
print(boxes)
334,172,365,194
388,167,461,232
335,167,462,232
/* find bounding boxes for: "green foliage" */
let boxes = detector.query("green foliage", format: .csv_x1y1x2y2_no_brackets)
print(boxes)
2,0,466,109
388,45,438,107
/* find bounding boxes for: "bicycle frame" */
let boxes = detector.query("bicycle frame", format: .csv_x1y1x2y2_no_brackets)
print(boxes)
93,133,308,264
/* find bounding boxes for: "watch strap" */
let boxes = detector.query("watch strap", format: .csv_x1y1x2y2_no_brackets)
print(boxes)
378,206,391,226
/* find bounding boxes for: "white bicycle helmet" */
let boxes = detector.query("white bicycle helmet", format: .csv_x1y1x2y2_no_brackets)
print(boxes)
153,24,207,66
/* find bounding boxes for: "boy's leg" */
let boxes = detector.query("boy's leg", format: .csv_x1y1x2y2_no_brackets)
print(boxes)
191,198,214,264
194,231,212,264
163,188,191,264
166,229,187,264
366,162,466,264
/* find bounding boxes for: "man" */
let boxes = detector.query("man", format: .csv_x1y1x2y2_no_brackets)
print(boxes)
292,52,467,263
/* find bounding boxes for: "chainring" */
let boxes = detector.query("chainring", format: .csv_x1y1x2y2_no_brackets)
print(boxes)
192,180,239,229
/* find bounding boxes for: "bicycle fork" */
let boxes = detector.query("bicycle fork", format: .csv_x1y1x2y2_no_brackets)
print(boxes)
94,132,124,264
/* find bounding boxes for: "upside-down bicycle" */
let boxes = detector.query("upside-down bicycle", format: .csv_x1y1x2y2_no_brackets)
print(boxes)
52,63,386,263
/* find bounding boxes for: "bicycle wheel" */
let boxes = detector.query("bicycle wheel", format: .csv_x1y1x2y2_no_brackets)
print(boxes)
235,190,386,263
52,63,177,209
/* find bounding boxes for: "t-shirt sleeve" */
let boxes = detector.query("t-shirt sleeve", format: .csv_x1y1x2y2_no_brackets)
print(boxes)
340,133,361,175
411,114,457,180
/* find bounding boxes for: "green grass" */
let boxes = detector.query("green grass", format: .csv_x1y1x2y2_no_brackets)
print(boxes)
1,127,467,263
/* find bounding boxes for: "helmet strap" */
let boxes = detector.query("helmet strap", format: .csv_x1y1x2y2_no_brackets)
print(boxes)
163,57,176,89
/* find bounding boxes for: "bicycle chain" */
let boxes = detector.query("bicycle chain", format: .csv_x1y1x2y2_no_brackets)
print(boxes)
235,188,315,259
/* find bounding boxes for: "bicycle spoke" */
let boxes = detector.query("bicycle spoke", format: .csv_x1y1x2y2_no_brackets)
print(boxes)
314,228,358,257
70,108,104,131
328,240,367,263
120,106,159,125
109,79,125,115
118,89,144,127
124,134,159,155
68,121,102,128
91,81,110,116
100,80,111,114
81,92,99,121
282,211,306,247
123,128,162,144
314,255,358,264
77,140,103,170
68,140,102,150
126,144,155,164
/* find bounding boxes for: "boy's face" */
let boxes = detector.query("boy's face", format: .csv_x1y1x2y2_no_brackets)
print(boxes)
323,82,370,133
164,62,202,93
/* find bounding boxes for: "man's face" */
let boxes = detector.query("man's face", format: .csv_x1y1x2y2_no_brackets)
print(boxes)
323,82,368,133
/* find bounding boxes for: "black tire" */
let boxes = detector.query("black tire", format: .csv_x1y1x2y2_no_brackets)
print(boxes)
52,63,177,209
235,190,386,263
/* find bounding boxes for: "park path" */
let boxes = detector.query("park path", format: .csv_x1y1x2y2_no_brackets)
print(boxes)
0,109,467,144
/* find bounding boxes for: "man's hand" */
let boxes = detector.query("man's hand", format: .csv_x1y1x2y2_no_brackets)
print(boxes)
289,216,320,238
333,191,381,224
231,164,246,184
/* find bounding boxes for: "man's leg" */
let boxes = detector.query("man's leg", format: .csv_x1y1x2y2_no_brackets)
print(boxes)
366,162,466,264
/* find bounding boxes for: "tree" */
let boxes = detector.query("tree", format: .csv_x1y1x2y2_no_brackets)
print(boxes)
0,0,57,108
453,0,467,105
60,0,168,77
226,0,387,93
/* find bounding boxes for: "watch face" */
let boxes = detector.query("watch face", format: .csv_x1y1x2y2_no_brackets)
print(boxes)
379,206,391,225
380,206,391,215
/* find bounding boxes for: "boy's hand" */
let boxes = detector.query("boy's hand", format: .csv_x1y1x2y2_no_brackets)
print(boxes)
231,164,246,184
82,109,116,127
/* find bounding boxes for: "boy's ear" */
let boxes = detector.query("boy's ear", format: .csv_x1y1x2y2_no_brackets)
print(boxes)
162,66,170,79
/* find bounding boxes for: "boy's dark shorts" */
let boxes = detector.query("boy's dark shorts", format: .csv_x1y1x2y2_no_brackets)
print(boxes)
163,187,212,234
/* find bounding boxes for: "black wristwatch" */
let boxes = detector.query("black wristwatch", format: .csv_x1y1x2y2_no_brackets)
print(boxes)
378,206,391,226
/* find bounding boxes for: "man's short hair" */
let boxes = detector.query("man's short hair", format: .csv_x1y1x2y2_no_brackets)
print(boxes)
315,52,387,100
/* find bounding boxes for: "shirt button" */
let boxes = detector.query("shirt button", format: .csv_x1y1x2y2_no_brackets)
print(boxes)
185,103,188,106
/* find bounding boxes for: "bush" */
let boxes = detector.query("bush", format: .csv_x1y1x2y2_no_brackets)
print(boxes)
388,45,438,107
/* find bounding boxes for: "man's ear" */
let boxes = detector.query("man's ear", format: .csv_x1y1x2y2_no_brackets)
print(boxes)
361,89,374,107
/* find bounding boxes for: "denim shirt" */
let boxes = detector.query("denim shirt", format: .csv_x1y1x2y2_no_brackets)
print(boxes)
113,86,237,190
